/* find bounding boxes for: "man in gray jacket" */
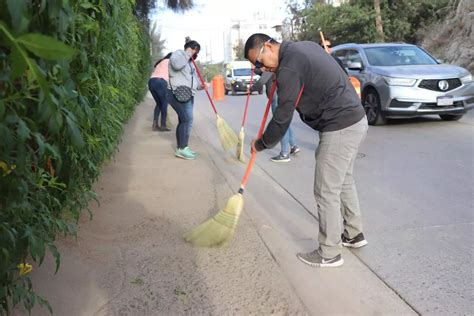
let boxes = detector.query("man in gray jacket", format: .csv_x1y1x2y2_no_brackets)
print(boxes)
245,33,368,268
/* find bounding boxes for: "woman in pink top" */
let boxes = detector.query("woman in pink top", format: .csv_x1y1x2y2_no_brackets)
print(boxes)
148,52,172,131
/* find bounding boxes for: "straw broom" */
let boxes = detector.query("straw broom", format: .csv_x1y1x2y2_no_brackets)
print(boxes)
184,82,305,247
165,114,172,129
236,69,255,163
184,83,277,247
192,59,238,151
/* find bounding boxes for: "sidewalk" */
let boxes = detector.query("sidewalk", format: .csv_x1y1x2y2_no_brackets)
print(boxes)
19,93,418,316
18,95,307,315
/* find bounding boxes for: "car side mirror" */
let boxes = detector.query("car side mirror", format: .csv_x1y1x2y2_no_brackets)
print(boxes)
436,59,444,64
227,74,232,78
347,61,363,70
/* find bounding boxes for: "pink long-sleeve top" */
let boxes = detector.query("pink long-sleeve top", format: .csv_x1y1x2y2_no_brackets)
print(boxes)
150,59,169,81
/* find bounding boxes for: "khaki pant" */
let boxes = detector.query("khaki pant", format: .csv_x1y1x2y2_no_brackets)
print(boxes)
314,116,368,258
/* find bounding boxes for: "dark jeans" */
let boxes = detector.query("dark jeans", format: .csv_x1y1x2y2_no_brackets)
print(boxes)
148,78,168,126
271,93,295,155
167,89,194,149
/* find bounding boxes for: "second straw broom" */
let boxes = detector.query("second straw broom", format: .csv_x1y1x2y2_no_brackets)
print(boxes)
192,59,238,151
236,68,255,163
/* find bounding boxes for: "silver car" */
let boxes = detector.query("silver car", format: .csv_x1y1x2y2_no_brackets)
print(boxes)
332,43,474,125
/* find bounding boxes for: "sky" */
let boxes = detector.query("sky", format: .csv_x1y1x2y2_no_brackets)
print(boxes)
151,0,291,63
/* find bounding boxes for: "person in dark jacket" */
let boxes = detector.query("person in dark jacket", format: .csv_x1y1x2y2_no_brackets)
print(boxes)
244,33,368,268
320,39,347,74
251,68,300,162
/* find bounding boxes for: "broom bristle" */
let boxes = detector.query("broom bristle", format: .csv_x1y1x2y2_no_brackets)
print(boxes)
216,115,238,151
184,193,244,247
236,128,245,163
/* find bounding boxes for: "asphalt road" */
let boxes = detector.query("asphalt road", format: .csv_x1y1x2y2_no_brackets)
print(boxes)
193,90,474,315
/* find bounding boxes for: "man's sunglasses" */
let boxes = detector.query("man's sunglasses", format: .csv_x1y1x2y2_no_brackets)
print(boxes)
254,39,272,69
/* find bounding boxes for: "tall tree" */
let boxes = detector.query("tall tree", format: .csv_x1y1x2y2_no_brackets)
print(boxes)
150,22,167,63
374,0,385,41
233,40,245,60
297,0,452,44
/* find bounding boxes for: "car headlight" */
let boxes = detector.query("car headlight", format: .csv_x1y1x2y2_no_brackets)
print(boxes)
383,77,417,86
460,74,472,84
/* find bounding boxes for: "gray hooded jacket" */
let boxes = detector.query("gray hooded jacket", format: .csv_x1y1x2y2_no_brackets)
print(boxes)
168,50,200,95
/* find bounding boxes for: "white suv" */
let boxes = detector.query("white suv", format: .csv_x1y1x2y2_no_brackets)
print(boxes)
224,61,262,95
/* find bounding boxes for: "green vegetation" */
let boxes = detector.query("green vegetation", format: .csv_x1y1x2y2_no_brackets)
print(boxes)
233,40,245,60
294,0,454,45
201,62,225,82
0,0,150,313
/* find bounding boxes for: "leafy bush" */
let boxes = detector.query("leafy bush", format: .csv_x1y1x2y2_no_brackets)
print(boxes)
0,0,150,313
299,3,377,45
298,0,452,45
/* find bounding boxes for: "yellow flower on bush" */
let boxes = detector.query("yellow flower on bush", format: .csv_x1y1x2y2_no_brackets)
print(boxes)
0,161,16,176
17,263,33,276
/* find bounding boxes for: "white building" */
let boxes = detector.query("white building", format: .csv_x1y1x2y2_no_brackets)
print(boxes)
224,11,283,62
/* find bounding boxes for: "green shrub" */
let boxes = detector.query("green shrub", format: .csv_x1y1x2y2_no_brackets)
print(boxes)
0,0,150,313
299,0,452,45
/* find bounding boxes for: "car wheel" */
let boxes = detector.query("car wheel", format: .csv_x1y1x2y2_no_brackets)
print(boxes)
259,89,263,95
225,88,229,95
439,114,463,121
231,86,237,95
363,89,386,125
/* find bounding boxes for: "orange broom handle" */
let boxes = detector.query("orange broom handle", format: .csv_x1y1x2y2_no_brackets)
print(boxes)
241,69,255,128
239,82,276,192
192,59,218,115
319,31,330,54
239,82,305,192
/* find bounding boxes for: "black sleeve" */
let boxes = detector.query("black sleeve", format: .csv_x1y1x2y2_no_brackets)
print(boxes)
333,56,347,74
250,76,265,92
255,67,302,151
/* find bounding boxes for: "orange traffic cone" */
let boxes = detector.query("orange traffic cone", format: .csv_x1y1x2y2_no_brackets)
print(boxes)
212,75,225,101
349,76,361,99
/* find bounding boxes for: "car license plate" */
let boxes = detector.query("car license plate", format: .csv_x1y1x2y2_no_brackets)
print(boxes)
437,96,453,106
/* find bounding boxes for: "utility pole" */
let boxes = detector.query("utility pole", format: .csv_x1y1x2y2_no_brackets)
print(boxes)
231,19,245,60
205,45,210,63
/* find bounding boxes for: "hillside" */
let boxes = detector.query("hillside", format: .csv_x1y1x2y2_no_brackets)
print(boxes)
423,0,474,73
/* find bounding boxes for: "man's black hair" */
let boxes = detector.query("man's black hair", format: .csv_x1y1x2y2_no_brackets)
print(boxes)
154,52,172,68
244,33,279,59
184,39,201,51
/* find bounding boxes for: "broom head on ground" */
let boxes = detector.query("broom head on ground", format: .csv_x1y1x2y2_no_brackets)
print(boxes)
216,114,238,151
165,115,172,129
236,69,253,162
191,59,238,152
184,81,280,248
184,193,244,247
236,127,245,163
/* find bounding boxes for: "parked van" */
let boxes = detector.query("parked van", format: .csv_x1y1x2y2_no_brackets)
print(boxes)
224,61,263,95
